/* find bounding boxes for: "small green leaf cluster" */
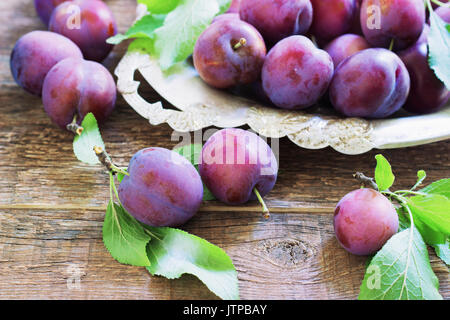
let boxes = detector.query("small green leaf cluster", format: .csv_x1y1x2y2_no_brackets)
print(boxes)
108,0,232,70
359,154,450,300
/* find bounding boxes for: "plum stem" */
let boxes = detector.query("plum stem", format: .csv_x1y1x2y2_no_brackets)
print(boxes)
233,38,247,50
253,187,270,219
353,172,379,191
310,35,318,47
388,38,395,51
94,146,129,176
66,115,83,136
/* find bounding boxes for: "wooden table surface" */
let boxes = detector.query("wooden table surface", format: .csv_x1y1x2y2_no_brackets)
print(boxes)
0,0,448,300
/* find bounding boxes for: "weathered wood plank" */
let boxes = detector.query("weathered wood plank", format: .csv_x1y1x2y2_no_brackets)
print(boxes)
0,209,448,299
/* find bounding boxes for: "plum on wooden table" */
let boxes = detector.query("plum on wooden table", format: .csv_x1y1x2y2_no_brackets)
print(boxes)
119,148,204,227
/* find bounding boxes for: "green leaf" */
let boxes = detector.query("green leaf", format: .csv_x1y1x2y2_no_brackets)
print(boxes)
73,113,105,165
123,0,231,69
128,38,155,56
144,226,239,300
200,184,216,201
217,0,232,13
398,188,450,266
103,201,151,267
107,14,166,45
417,170,426,181
374,154,395,191
152,0,220,70
407,194,450,245
397,208,410,232
432,239,450,266
359,227,442,300
116,169,128,183
428,10,450,89
174,143,202,165
420,179,450,199
173,144,216,201
138,0,181,14
412,170,427,190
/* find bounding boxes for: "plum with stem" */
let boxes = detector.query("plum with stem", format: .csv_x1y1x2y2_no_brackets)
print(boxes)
360,0,425,50
334,188,399,255
199,128,278,218
42,57,116,129
193,18,266,89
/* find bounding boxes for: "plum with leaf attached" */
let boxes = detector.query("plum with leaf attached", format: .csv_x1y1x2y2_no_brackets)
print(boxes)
398,28,449,114
334,188,399,255
118,148,204,227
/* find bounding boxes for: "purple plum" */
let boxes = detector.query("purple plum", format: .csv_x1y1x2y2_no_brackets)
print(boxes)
334,188,399,255
329,48,410,118
34,0,70,26
10,30,83,96
194,18,266,89
42,57,116,129
310,0,357,42
360,0,425,50
199,128,278,205
239,0,313,45
398,30,449,114
325,34,370,68
49,0,117,62
262,35,334,110
119,148,204,227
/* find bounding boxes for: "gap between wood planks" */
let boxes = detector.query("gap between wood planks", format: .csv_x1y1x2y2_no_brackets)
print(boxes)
0,203,335,213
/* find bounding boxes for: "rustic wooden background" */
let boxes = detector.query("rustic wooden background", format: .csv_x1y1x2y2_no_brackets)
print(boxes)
0,0,448,300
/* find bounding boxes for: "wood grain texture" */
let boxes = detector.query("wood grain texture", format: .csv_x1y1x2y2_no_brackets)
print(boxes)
0,0,448,300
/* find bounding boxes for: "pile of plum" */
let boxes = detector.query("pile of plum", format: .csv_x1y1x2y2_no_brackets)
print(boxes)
10,0,118,130
194,0,450,118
